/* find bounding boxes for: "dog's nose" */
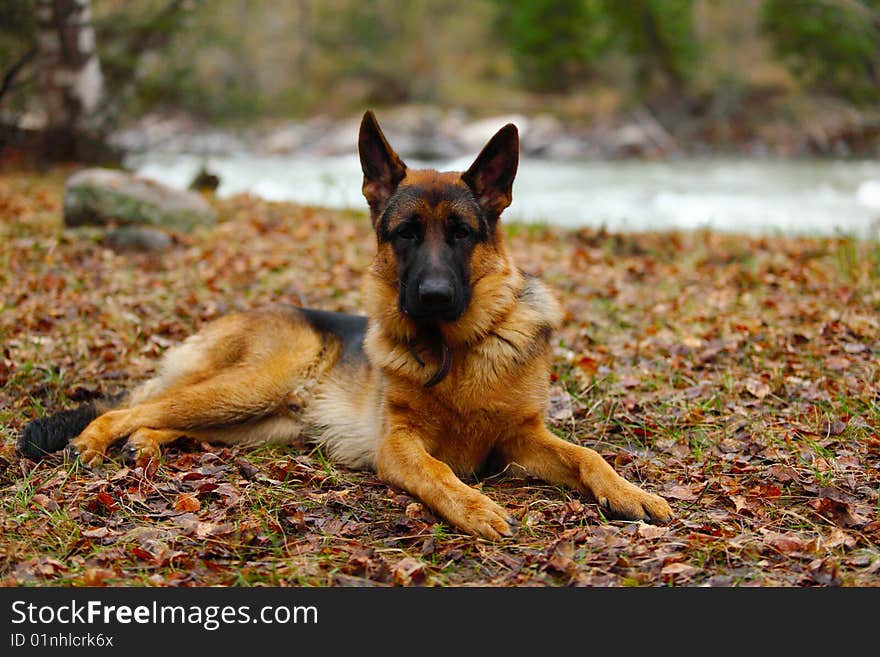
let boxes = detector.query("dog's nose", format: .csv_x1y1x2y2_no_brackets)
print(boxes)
418,277,454,307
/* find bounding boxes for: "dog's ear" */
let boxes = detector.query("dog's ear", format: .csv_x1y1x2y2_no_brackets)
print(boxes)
359,110,407,223
461,123,519,220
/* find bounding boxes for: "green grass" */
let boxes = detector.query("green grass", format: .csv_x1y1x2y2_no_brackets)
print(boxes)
1,171,879,586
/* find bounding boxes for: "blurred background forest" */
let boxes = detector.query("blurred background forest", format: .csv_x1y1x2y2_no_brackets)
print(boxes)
2,0,880,162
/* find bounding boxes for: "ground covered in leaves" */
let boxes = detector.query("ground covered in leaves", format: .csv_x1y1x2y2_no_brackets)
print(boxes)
1,169,879,587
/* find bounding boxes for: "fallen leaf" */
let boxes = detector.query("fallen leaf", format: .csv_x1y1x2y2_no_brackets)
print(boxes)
547,386,574,422
745,379,771,399
547,552,574,574
35,558,68,576
637,522,670,539
823,527,856,550
31,493,58,511
664,483,701,501
173,514,232,539
749,483,782,499
130,545,154,561
95,491,118,511
807,558,841,585
768,464,798,482
575,356,599,376
236,457,259,479
82,527,111,539
212,482,240,505
174,493,201,512
763,531,813,555
81,568,114,586
810,497,866,528
729,494,751,513
392,557,425,586
820,419,847,436
825,356,850,371
863,520,880,537
661,562,697,578
547,543,575,573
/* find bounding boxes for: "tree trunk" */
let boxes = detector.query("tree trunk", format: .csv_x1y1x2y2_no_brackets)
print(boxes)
34,0,111,160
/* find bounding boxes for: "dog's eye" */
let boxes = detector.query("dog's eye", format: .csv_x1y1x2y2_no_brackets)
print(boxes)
397,225,416,240
453,225,471,240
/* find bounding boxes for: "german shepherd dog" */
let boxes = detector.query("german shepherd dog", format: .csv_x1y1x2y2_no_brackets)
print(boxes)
19,111,672,539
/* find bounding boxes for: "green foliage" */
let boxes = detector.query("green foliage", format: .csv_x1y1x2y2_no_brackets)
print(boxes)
4,0,880,124
105,0,283,120
490,0,700,96
762,0,880,104
310,0,424,104
0,0,199,120
602,0,700,96
491,0,610,92
0,0,36,111
0,0,34,53
93,0,201,103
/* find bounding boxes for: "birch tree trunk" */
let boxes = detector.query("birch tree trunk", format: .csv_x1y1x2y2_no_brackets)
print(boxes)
34,0,108,159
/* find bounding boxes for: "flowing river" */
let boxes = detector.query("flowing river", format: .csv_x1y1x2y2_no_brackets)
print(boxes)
128,153,880,238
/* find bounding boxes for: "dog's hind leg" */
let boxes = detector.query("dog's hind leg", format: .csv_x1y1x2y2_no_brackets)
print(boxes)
69,345,328,465
20,312,258,460
68,369,288,464
118,412,309,465
66,308,334,465
68,359,305,465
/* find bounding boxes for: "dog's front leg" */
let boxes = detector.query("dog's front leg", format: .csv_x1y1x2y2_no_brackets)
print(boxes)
376,424,515,540
505,419,673,523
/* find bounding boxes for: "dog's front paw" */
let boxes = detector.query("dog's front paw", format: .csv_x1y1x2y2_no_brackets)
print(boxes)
593,478,673,524
66,435,106,466
121,434,160,466
446,488,516,541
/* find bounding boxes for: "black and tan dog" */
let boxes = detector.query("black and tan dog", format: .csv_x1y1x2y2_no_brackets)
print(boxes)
19,111,672,539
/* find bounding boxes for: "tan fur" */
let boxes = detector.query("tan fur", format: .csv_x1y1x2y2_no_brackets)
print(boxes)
70,308,336,464
67,112,672,539
305,363,383,469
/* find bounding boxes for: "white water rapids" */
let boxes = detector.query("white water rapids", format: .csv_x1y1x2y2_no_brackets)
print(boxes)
128,153,880,238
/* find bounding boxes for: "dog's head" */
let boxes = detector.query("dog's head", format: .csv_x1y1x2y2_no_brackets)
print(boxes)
359,110,518,325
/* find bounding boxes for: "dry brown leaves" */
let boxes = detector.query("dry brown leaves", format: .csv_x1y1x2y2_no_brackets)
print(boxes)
1,171,878,587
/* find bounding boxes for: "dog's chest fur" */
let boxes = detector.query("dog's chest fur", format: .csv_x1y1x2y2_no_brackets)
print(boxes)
306,274,561,475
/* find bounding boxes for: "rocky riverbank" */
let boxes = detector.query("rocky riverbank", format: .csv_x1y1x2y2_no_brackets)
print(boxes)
109,100,880,163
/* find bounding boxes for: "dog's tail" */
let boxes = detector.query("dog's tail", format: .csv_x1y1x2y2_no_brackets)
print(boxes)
18,397,120,460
